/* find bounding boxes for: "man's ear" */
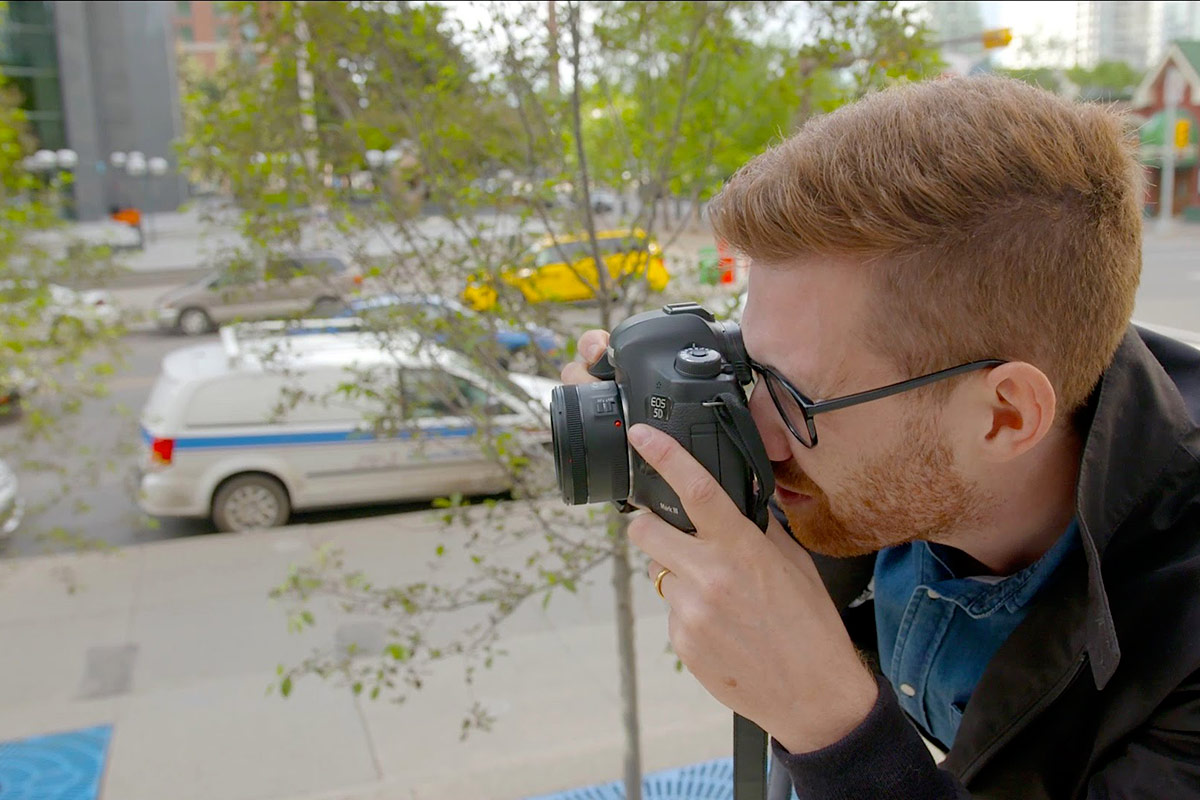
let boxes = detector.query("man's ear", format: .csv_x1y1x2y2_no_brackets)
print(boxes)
975,362,1057,462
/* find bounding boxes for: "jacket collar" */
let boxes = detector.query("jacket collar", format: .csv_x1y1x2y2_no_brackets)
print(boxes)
943,326,1200,781
1072,325,1199,689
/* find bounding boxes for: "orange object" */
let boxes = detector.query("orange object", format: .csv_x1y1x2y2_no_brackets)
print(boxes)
717,239,736,284
112,207,142,227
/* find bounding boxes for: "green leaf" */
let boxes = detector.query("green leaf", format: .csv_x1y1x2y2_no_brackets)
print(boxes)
281,676,293,697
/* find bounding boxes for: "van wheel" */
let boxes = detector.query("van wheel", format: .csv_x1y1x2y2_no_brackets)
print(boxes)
212,473,290,532
178,307,213,336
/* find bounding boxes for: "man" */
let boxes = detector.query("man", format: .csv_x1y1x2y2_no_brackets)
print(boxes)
563,76,1200,797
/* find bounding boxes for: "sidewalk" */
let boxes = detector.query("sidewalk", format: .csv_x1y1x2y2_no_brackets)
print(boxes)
0,503,732,800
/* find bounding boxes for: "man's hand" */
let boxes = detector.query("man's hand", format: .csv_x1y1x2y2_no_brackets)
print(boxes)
626,422,878,754
560,329,609,386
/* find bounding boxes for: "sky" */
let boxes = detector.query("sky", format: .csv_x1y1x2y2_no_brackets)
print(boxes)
987,1,1081,68
442,1,1088,70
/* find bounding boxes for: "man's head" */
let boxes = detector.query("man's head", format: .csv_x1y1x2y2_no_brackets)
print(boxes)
709,77,1142,557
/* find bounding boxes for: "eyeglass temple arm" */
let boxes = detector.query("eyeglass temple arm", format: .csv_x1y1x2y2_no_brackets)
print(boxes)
805,359,1007,416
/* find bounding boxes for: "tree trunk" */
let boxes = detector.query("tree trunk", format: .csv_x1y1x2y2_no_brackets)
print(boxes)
610,508,643,800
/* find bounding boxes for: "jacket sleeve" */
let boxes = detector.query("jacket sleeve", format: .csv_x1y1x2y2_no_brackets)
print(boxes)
770,673,969,800
1085,668,1200,798
773,671,1200,799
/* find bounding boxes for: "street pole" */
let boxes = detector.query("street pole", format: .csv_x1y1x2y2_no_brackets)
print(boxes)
144,173,155,242
1159,67,1184,232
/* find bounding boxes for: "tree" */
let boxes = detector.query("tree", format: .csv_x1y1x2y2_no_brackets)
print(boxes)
1067,61,1143,101
0,71,129,553
181,2,939,796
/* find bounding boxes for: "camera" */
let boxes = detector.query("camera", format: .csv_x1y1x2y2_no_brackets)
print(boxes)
550,302,774,532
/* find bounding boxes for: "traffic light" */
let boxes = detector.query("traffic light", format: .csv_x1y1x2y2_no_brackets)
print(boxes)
1175,118,1191,149
982,28,1013,49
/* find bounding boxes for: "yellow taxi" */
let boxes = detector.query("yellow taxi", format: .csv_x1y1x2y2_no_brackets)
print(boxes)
462,229,670,311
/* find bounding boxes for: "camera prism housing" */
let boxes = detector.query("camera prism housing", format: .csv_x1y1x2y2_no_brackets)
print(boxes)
550,302,772,532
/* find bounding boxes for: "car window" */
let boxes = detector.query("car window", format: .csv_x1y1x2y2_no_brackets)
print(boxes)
534,240,589,267
214,261,261,286
598,236,644,254
294,256,346,277
534,237,645,267
263,258,303,281
403,369,515,418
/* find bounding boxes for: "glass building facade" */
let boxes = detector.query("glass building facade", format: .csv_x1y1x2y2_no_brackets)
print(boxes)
0,2,66,151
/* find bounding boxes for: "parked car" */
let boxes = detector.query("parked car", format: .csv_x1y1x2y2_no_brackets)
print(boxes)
0,458,22,542
0,368,35,418
136,318,556,532
337,293,565,375
0,280,121,342
587,187,620,214
461,229,669,311
154,251,363,335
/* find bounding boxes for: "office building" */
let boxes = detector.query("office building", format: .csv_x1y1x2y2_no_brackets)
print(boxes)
0,1,185,220
1076,1,1164,69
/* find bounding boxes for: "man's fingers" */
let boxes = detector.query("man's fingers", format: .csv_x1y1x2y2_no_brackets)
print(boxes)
646,559,675,600
560,360,599,385
561,329,610,385
763,515,823,581
628,511,688,571
627,423,741,540
576,329,609,366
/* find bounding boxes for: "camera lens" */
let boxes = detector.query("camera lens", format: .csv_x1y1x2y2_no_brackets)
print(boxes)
550,382,630,505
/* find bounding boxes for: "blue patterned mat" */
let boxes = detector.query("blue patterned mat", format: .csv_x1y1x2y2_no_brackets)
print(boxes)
0,725,112,800
527,758,736,800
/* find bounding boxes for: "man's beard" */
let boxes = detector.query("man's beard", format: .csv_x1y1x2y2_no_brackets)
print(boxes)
773,416,995,558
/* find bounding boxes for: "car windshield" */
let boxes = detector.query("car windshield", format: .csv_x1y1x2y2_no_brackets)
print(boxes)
532,236,646,267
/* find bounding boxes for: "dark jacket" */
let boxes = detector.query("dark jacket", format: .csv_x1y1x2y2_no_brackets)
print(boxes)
773,326,1200,799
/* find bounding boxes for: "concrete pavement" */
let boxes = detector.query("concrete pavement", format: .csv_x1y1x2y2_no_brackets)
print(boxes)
0,502,733,800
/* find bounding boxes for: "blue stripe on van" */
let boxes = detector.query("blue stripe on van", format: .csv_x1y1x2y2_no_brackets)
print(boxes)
140,426,477,449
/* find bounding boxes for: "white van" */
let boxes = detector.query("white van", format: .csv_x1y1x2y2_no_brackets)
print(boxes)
137,319,556,532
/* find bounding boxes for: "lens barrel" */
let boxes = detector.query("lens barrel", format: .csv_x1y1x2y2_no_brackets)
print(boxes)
550,382,630,505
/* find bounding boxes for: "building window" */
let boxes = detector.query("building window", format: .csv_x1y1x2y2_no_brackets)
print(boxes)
176,0,191,16
216,24,230,41
178,25,194,43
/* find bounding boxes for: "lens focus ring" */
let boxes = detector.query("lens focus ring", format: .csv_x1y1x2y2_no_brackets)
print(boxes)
561,387,589,503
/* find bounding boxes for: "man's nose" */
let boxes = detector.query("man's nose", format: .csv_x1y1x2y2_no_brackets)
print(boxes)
748,381,794,462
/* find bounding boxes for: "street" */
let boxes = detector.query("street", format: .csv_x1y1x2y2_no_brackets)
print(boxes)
1134,227,1200,331
1,224,1196,559
0,327,508,557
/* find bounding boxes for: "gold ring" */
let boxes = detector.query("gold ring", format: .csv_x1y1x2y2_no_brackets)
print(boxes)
654,567,671,599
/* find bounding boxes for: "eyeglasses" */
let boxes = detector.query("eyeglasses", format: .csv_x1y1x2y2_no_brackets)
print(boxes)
747,357,1006,448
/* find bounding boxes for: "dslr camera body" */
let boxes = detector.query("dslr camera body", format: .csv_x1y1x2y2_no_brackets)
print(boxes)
550,302,774,532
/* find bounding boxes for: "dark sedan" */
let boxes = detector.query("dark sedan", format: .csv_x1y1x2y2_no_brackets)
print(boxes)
338,293,565,375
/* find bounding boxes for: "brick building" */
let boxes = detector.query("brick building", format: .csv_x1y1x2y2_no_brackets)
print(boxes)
1132,41,1200,220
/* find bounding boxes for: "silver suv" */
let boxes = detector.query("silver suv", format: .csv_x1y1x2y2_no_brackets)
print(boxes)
0,458,21,542
155,251,362,335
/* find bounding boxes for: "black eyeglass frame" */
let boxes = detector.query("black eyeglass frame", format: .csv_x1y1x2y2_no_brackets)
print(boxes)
747,358,1007,448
